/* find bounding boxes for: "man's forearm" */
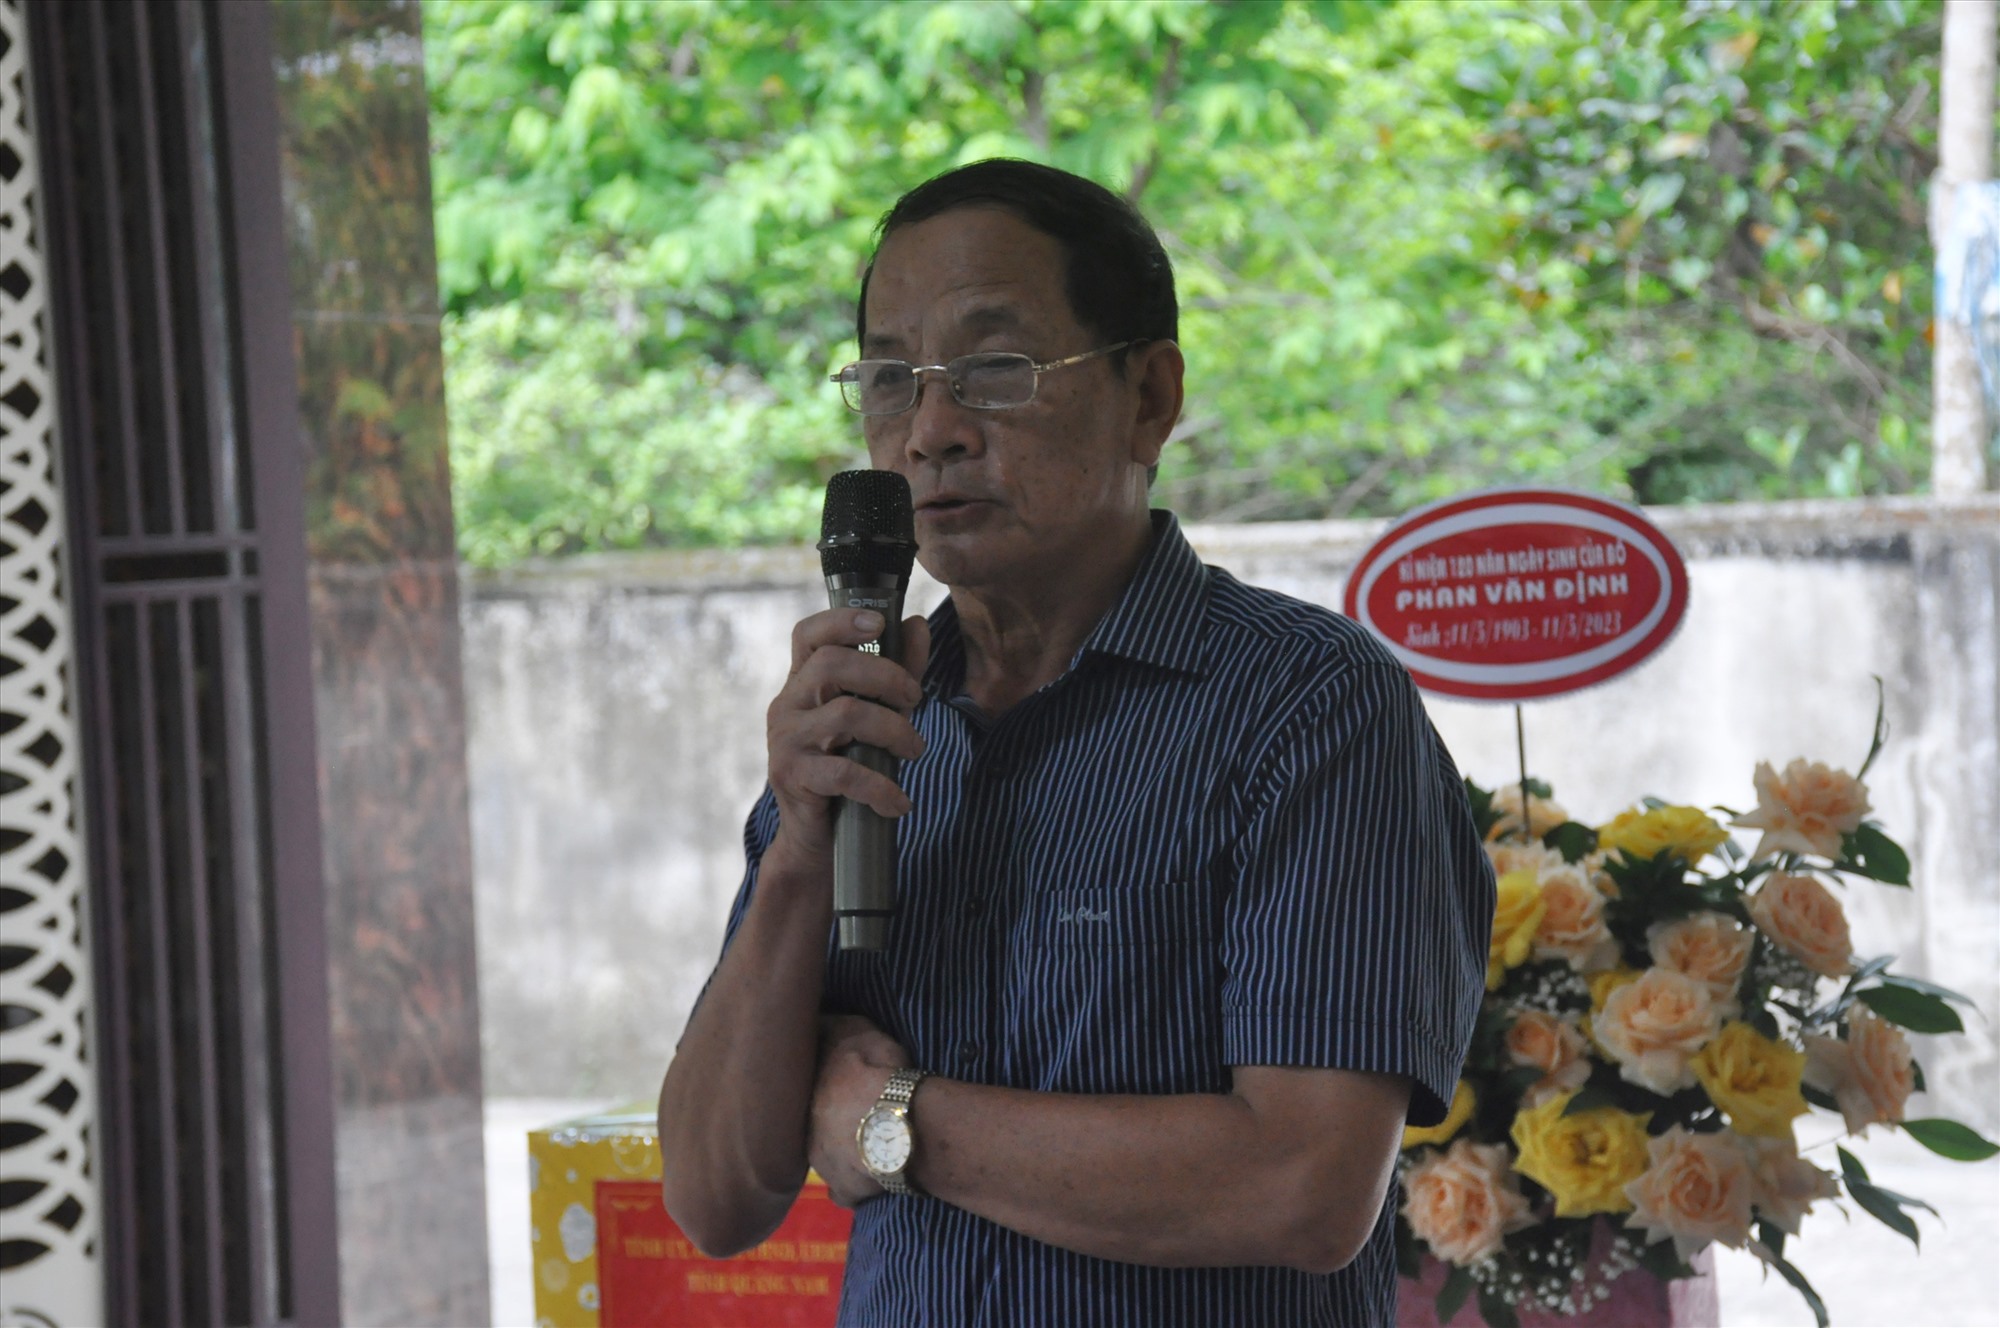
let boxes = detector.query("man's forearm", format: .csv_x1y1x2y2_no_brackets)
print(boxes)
907,1068,1409,1274
657,851,832,1256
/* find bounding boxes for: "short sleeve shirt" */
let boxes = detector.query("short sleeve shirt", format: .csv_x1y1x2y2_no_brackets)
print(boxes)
714,512,1495,1326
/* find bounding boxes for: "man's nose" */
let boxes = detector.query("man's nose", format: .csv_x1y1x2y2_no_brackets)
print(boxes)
901,369,984,462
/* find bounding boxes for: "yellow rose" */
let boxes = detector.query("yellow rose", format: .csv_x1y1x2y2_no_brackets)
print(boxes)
1509,1091,1652,1217
1692,1021,1810,1139
1596,804,1730,864
1488,868,1547,991
1403,1080,1477,1150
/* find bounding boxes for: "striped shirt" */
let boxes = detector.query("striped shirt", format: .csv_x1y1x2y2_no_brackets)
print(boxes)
718,511,1494,1326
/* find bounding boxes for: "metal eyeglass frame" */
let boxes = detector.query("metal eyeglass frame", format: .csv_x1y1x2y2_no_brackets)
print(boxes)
830,340,1140,415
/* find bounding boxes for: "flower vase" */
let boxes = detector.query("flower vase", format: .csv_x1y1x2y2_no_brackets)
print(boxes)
1395,1224,1718,1328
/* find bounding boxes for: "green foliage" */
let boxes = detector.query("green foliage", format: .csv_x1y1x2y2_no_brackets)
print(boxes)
424,0,1947,565
1900,1117,2000,1162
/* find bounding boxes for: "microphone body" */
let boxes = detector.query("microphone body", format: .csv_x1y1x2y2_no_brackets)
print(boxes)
824,571,905,951
817,471,918,952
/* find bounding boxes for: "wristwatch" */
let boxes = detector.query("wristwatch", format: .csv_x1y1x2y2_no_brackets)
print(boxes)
856,1067,928,1195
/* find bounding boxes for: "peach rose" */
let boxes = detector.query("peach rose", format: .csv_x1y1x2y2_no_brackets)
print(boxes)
1487,784,1569,842
1803,1006,1915,1134
1738,1136,1839,1236
1589,966,1643,1013
1624,1125,1755,1259
1486,839,1566,882
1532,867,1620,972
1593,968,1722,1094
1505,1008,1592,1108
1733,759,1870,860
1749,872,1855,978
1401,1138,1536,1267
1648,913,1755,1019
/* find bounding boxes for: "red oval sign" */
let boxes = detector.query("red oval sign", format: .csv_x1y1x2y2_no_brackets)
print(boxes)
1343,489,1689,701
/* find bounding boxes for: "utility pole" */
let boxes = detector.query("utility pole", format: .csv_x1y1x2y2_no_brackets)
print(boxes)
1931,0,1997,495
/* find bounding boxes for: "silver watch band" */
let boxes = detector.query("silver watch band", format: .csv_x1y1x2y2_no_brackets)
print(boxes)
882,1067,927,1107
871,1068,928,1195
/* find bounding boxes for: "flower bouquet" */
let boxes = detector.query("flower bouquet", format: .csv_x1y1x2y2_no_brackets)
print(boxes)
1396,713,1997,1328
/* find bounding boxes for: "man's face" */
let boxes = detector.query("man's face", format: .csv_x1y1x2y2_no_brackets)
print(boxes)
858,206,1169,595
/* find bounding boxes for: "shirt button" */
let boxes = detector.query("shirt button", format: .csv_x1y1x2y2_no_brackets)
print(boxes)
962,894,984,918
957,1040,981,1065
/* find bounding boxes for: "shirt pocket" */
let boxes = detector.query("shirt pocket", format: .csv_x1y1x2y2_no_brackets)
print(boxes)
1026,877,1214,949
1009,877,1225,1093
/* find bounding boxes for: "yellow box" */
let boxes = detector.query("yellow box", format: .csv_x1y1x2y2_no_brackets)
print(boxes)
527,1106,850,1328
528,1106,663,1327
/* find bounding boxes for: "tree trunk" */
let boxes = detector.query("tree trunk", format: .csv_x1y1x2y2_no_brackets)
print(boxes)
1931,0,1997,495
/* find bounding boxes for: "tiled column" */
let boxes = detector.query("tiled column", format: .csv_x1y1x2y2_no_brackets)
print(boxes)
265,2,489,1322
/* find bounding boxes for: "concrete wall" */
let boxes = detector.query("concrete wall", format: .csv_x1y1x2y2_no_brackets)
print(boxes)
459,497,1999,1131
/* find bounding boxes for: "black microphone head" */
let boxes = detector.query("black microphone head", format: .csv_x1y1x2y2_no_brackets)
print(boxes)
819,470,917,579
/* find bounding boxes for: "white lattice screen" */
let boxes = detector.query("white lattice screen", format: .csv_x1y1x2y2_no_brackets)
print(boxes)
0,0,105,1323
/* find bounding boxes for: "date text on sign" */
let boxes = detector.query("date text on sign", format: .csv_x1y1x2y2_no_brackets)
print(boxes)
1343,489,1689,702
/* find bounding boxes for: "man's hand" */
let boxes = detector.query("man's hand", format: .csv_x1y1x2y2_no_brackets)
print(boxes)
809,1015,913,1207
765,609,931,870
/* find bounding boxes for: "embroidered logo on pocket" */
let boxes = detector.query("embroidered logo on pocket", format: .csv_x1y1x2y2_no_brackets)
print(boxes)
1055,906,1113,925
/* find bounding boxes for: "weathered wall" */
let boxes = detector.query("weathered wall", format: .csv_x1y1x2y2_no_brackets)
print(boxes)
460,497,1999,1131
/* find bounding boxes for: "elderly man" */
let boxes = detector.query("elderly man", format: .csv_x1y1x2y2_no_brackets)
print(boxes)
658,159,1493,1325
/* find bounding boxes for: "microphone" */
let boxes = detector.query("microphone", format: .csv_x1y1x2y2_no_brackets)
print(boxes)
817,470,918,952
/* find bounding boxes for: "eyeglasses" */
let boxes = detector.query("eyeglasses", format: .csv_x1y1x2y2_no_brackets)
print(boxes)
830,341,1139,416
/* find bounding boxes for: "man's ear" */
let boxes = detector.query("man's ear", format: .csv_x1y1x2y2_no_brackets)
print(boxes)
1127,340,1186,469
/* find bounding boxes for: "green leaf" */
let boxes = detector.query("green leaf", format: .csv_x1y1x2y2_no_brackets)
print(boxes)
1856,676,1888,780
1755,1218,1787,1262
1475,1284,1521,1328
1395,1217,1422,1278
1901,1118,2000,1162
1837,1146,1869,1182
1801,1083,1841,1113
1856,985,1965,1035
1875,973,1980,1009
1437,1263,1475,1324
1836,824,1911,885
1635,1238,1694,1280
1562,1085,1625,1116
1757,1244,1831,1328
1845,1175,1922,1247
1542,821,1597,863
1464,780,1502,841
1849,954,1898,984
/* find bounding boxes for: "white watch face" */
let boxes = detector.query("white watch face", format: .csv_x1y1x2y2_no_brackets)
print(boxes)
859,1106,913,1175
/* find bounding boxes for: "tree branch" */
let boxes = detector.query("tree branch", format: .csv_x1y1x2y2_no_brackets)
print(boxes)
1126,36,1183,203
